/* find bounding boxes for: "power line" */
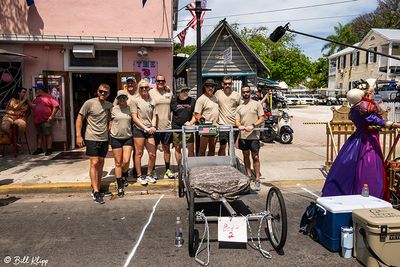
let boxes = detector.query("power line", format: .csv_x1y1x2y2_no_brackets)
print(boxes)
200,14,360,27
178,0,359,23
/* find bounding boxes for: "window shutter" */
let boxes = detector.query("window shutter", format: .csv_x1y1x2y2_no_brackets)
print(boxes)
373,47,377,62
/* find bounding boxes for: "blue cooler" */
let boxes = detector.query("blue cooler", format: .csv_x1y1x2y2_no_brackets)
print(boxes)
314,195,392,252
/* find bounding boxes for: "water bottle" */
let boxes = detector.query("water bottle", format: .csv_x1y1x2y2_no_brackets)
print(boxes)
361,184,369,197
175,216,183,247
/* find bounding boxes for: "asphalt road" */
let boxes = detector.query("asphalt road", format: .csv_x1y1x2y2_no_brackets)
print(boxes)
0,184,362,267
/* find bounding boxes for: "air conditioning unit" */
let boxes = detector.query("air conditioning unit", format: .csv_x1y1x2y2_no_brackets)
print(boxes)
72,45,95,58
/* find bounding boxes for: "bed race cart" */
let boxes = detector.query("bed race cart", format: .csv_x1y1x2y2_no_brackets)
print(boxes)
174,124,287,265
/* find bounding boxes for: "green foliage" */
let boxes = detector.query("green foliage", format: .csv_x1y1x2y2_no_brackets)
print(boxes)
239,27,314,87
321,23,358,56
351,0,400,40
305,57,329,89
173,43,196,56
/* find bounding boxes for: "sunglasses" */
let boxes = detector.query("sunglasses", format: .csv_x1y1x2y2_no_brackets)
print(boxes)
98,90,109,95
140,86,150,90
117,96,128,100
242,91,251,94
223,82,232,86
156,80,165,83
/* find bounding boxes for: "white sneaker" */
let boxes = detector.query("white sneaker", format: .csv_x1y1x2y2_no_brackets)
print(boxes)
146,175,157,184
137,176,148,186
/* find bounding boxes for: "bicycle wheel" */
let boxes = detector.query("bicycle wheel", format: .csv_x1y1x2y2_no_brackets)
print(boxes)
265,186,287,254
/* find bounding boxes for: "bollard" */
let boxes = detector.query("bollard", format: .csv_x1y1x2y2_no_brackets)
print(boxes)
341,226,353,258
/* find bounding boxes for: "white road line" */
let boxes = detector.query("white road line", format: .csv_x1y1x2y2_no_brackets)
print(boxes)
296,183,320,198
123,194,164,267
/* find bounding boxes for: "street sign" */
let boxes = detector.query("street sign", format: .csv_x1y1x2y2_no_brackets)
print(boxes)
223,47,232,65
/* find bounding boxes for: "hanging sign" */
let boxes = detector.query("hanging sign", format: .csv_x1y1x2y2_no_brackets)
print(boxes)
223,47,232,65
218,217,247,243
134,60,158,87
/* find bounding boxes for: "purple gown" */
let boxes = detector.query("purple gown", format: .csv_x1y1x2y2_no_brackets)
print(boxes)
322,101,387,198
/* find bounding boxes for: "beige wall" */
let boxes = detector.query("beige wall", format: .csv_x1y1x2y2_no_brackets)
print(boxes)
332,31,396,91
0,0,173,38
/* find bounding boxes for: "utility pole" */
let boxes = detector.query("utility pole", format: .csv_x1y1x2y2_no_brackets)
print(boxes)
187,1,211,97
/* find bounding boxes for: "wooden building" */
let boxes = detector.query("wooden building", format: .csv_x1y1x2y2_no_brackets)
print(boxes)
175,19,269,95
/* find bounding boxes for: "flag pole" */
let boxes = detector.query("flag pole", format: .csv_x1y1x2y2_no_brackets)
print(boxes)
187,1,211,98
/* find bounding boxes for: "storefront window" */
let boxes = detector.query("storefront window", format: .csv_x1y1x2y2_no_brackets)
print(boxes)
69,50,118,67
0,62,22,111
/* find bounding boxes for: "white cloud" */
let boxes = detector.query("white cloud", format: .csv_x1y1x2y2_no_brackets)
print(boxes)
175,0,378,60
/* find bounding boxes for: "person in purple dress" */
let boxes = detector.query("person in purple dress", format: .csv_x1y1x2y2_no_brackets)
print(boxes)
322,83,400,200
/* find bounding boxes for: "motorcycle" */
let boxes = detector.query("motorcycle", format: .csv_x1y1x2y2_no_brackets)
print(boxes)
261,109,294,144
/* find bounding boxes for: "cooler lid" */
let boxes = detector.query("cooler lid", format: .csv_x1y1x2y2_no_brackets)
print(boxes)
316,195,392,213
352,208,400,227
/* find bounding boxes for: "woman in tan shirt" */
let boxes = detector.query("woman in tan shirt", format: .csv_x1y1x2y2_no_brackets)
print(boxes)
1,87,30,138
131,80,157,186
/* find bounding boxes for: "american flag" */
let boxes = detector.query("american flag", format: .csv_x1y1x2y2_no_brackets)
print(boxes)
177,27,189,48
186,0,207,30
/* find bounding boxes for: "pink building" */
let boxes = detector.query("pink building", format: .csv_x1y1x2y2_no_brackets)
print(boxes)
0,0,178,150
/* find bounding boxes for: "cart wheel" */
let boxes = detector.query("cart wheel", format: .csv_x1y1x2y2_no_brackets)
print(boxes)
178,172,184,198
265,186,287,254
188,189,198,257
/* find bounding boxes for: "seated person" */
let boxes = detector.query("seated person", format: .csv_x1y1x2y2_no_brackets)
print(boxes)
1,87,30,140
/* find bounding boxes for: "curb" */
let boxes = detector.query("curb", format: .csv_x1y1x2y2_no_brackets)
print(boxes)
0,179,177,194
0,178,325,194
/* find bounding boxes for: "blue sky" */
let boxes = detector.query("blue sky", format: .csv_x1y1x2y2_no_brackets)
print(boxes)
174,0,378,61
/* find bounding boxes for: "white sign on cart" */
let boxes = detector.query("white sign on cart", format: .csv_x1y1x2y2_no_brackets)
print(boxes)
218,217,247,243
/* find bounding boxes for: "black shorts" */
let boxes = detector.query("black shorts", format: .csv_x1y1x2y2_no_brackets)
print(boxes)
154,132,173,145
85,140,109,157
219,128,239,146
238,139,260,153
110,136,133,149
132,125,154,139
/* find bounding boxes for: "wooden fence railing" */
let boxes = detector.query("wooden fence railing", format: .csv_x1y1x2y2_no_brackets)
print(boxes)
325,105,397,170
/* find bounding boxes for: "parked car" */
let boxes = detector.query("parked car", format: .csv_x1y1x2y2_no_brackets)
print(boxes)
285,95,300,105
298,94,315,105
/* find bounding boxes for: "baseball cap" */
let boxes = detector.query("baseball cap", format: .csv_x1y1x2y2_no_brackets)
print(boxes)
117,90,128,98
35,83,45,90
203,79,216,87
126,77,136,83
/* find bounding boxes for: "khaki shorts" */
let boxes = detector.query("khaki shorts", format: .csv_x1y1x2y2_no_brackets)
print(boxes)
35,121,54,135
173,132,194,144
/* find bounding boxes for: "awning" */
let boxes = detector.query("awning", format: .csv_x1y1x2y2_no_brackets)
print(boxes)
0,48,37,58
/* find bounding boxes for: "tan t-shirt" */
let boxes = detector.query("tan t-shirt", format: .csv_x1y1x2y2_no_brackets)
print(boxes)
110,105,133,139
79,98,113,141
130,97,155,128
194,94,219,125
215,89,241,125
149,88,172,129
235,99,264,140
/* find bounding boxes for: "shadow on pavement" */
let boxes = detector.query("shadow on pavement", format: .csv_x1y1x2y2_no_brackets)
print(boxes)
0,196,20,207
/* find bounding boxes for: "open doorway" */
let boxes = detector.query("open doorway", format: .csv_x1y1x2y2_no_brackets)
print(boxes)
71,73,117,119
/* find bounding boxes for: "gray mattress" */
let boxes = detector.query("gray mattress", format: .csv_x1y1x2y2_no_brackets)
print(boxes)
189,165,250,199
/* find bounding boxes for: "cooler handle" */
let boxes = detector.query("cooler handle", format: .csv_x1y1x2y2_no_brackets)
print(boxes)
316,204,327,215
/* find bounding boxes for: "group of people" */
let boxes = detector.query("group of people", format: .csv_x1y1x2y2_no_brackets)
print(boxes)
76,75,266,204
1,84,59,156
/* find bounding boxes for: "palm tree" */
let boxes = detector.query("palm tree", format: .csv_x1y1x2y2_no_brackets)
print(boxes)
321,23,358,56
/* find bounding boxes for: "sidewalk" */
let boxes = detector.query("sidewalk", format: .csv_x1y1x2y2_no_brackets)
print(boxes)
0,142,327,194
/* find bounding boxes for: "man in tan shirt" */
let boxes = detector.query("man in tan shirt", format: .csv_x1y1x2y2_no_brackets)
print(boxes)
215,76,241,156
235,84,264,191
191,79,219,156
149,74,174,179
